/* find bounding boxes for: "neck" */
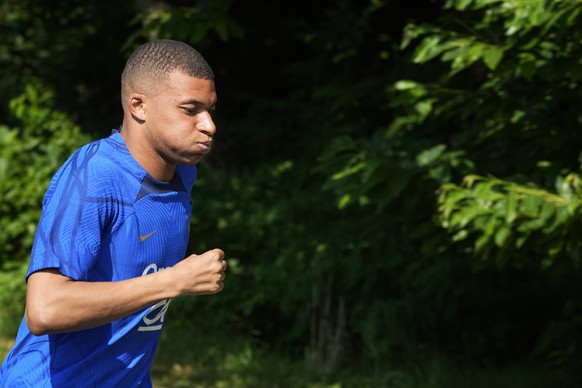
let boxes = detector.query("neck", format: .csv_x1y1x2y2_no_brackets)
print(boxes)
120,118,176,182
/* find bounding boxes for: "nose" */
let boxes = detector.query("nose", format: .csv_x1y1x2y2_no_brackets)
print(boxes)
197,111,216,138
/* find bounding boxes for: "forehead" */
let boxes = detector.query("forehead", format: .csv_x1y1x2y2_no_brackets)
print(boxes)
158,70,217,105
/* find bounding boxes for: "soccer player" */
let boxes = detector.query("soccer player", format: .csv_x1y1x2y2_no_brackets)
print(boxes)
0,39,227,386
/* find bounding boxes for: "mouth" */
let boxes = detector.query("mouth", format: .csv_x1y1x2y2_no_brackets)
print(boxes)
198,141,212,152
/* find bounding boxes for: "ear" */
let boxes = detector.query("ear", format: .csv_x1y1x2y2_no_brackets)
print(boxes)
128,93,146,123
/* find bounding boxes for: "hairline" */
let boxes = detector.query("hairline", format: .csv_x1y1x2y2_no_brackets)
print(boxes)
120,40,214,109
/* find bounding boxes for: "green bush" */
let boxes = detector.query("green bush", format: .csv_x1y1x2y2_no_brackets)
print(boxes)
0,262,27,337
0,84,89,335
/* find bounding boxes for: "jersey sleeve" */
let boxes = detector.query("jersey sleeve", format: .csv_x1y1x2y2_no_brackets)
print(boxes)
27,142,117,281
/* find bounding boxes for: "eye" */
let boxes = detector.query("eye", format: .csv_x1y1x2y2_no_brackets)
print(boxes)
182,107,198,115
181,106,215,116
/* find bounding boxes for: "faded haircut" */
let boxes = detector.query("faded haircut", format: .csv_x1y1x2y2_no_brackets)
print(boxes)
121,39,214,107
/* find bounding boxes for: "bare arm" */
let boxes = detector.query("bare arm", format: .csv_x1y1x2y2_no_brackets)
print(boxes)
25,249,227,335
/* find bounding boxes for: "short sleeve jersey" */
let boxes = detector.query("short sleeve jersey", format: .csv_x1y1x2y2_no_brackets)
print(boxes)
0,130,196,387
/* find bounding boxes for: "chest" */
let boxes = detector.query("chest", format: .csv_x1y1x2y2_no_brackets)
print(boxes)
104,192,192,280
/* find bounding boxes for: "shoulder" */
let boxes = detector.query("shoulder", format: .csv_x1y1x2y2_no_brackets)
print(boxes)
45,135,145,203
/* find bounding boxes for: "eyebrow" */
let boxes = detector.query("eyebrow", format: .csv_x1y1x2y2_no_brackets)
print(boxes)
179,99,216,107
179,99,203,105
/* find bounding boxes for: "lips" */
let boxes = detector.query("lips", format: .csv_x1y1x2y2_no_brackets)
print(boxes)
198,141,212,152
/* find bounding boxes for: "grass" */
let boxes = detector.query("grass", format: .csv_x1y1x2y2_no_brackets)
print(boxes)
151,354,575,388
405,355,575,388
150,322,576,388
0,328,575,388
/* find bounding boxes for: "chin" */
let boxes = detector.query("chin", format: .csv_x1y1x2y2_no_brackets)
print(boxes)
188,156,204,165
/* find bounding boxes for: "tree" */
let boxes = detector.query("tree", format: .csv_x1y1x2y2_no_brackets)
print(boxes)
2,0,582,379
319,0,582,373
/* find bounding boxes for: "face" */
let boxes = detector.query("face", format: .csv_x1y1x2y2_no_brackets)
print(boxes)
143,70,217,167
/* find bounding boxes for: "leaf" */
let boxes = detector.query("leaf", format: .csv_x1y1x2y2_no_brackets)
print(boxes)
482,45,504,70
475,233,490,253
338,193,352,209
441,46,468,62
451,0,473,11
394,80,420,91
520,195,542,218
331,161,365,180
473,181,494,200
416,144,447,167
494,225,510,247
412,36,460,64
505,190,518,223
452,229,469,241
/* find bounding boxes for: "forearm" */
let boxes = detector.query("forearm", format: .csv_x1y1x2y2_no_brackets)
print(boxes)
25,268,179,335
25,249,226,336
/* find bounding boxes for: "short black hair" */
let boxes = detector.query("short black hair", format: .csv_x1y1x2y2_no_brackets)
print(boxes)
121,40,214,106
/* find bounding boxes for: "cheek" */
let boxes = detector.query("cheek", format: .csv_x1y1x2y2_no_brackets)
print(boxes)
150,109,198,142
153,112,187,135
168,122,197,147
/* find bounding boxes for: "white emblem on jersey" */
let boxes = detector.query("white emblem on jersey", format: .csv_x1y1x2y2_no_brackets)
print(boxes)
138,263,170,332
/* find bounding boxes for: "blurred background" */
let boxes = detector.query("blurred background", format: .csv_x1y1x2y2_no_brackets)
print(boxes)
1,0,582,386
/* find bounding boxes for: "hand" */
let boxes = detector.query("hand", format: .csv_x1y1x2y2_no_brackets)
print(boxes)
171,249,227,296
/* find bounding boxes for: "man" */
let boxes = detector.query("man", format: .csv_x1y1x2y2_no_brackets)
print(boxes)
0,39,227,386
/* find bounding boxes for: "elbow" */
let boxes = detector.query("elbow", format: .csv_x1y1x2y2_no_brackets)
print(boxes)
25,268,70,336
25,303,56,336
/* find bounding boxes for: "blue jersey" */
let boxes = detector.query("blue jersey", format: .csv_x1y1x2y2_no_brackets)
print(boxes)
0,130,196,387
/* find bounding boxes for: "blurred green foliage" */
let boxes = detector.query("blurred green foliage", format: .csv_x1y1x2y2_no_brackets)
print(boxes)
1,0,582,384
0,85,89,335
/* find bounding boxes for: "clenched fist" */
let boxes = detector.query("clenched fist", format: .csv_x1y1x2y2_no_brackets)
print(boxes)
171,249,227,296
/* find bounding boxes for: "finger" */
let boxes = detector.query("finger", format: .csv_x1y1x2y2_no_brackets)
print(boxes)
212,248,225,259
221,260,228,271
